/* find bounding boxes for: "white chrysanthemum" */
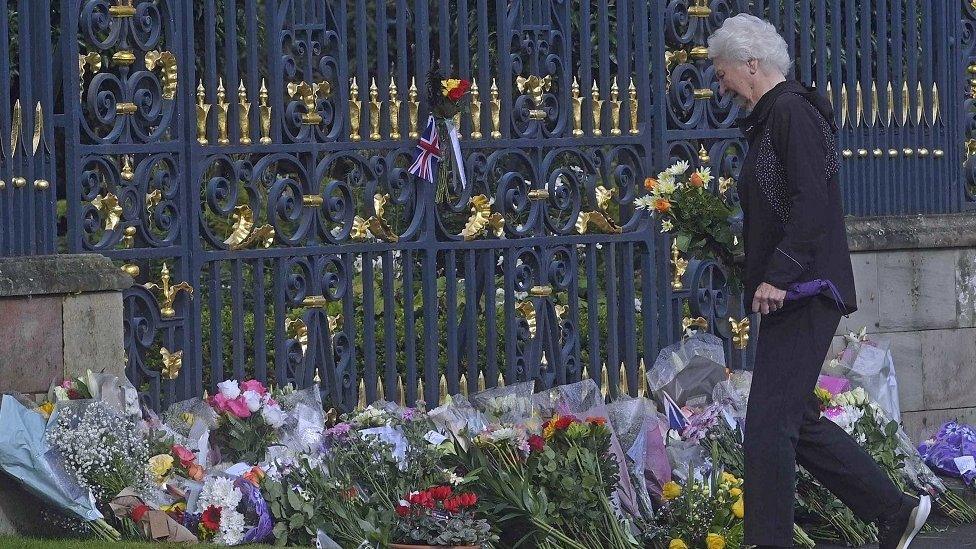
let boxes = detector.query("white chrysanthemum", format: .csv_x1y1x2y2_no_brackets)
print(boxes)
661,220,674,232
217,509,246,546
668,160,690,175
657,178,677,195
198,477,242,511
697,166,714,185
634,195,655,211
657,171,676,187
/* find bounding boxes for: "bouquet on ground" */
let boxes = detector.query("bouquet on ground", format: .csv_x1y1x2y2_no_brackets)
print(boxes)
207,379,286,464
636,160,743,286
648,462,745,549
187,474,272,545
918,421,976,487
392,484,495,547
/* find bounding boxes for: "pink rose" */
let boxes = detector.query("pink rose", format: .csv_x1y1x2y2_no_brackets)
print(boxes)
225,396,252,418
241,379,267,396
171,444,196,467
210,393,231,413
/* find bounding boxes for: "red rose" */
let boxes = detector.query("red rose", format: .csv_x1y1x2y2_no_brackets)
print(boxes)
459,492,478,507
430,485,452,500
528,434,545,452
443,497,461,514
201,506,221,531
409,490,434,508
130,504,150,523
395,504,410,517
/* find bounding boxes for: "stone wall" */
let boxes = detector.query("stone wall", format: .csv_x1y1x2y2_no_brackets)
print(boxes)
833,213,976,443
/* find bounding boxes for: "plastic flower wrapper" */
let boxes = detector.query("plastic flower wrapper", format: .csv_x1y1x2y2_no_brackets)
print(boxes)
918,421,976,486
648,332,727,410
711,370,752,421
531,379,641,518
607,396,670,511
468,380,538,425
824,332,902,423
274,384,324,452
427,394,489,444
0,394,121,541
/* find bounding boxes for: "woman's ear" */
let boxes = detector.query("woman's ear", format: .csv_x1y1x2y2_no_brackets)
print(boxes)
748,58,758,74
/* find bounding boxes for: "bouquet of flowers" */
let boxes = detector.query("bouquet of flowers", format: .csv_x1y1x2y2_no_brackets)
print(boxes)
427,67,471,121
918,421,976,487
188,475,273,545
45,400,152,503
392,484,495,547
648,466,745,549
207,379,286,464
636,160,743,286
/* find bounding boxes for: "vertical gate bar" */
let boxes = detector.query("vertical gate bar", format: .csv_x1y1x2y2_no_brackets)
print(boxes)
355,0,369,141
597,0,610,137
438,0,452,71
843,0,857,214
273,258,288,387
396,0,409,140
580,0,593,135
382,250,398,402
457,0,471,135
639,241,656,383
605,242,619,397
203,0,218,143
784,0,795,77
892,0,904,214
244,0,260,146
231,258,245,381
0,0,9,255
503,246,516,384
934,0,952,212
403,249,418,404
907,0,919,213
254,259,268,383
920,0,934,212
858,0,872,216
464,249,478,393
422,247,439,406
567,243,582,383
585,243,600,385
615,0,630,135
620,242,638,396
362,251,377,403
446,249,460,395
814,0,827,92
342,252,357,409
375,0,390,140
769,0,781,29
476,0,491,139
222,0,240,144
799,0,811,84
877,0,889,215
19,0,34,255
209,260,224,386
494,0,509,137
485,248,499,388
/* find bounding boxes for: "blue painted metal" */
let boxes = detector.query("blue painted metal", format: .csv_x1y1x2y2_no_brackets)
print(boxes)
0,0,960,408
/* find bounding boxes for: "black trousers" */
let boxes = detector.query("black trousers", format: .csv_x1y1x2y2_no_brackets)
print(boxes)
743,297,904,546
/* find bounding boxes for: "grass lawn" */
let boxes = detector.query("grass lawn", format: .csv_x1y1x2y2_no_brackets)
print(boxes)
0,537,289,549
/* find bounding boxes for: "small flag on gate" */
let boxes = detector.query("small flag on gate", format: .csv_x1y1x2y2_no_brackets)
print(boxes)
661,390,689,432
407,115,441,183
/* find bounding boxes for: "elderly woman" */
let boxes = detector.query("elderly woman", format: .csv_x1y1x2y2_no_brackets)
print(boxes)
707,14,929,549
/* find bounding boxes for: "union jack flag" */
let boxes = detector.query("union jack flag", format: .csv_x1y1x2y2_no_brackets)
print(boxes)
407,116,441,182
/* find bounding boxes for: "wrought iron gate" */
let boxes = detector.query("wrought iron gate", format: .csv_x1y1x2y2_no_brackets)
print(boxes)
35,0,972,409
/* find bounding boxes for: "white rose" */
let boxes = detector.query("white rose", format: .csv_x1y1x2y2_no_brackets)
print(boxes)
54,386,69,402
242,390,262,412
262,404,286,428
853,387,868,405
217,379,241,399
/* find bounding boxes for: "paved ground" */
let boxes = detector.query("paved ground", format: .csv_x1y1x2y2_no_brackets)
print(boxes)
816,518,976,548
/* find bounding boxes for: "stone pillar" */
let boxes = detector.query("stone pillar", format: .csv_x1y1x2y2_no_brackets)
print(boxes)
0,254,131,535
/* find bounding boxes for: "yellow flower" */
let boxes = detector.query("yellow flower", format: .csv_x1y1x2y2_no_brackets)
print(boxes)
706,533,726,549
721,472,737,485
668,540,688,549
148,454,174,483
543,419,558,440
729,487,742,497
662,481,682,500
814,386,832,406
37,401,54,419
732,496,744,518
442,79,461,96
160,501,185,514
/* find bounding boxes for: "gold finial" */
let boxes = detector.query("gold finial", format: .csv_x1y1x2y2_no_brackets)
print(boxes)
377,376,385,400
870,81,878,126
591,81,603,136
121,263,140,277
600,366,610,398
478,371,486,391
932,82,940,124
609,80,622,135
349,78,362,141
469,79,481,139
439,374,448,405
886,81,894,126
143,263,194,318
637,359,648,397
854,81,863,127
840,83,849,127
408,77,420,139
515,74,551,121
258,79,272,144
901,81,909,126
698,143,710,164
369,78,381,140
10,98,21,157
489,79,501,138
916,81,924,126
398,377,406,407
688,0,711,18
358,378,367,409
390,78,401,140
238,80,252,144
671,241,688,290
215,78,229,145
571,78,584,137
121,154,134,181
682,316,709,333
730,317,751,349
628,79,639,135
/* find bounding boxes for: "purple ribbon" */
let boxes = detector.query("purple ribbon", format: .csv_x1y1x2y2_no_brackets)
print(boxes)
784,278,846,311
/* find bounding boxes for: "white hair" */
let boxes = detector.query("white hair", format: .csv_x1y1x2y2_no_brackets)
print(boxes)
707,14,792,77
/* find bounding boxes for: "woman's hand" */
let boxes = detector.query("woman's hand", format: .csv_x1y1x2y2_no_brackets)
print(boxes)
753,282,787,314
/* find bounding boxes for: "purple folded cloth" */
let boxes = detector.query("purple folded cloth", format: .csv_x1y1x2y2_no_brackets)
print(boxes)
784,278,846,311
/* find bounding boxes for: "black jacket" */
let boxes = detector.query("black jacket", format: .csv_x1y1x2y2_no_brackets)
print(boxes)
737,79,857,314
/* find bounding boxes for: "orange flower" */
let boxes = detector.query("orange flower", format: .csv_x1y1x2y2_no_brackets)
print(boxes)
186,463,204,481
653,197,672,213
689,171,705,188
586,416,607,426
243,466,265,486
643,177,658,192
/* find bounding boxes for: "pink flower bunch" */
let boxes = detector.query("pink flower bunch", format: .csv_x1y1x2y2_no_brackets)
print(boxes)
208,379,286,427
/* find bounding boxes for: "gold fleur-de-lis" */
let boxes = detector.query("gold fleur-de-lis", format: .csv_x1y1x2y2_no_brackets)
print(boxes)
729,317,751,349
160,347,183,380
143,263,194,318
